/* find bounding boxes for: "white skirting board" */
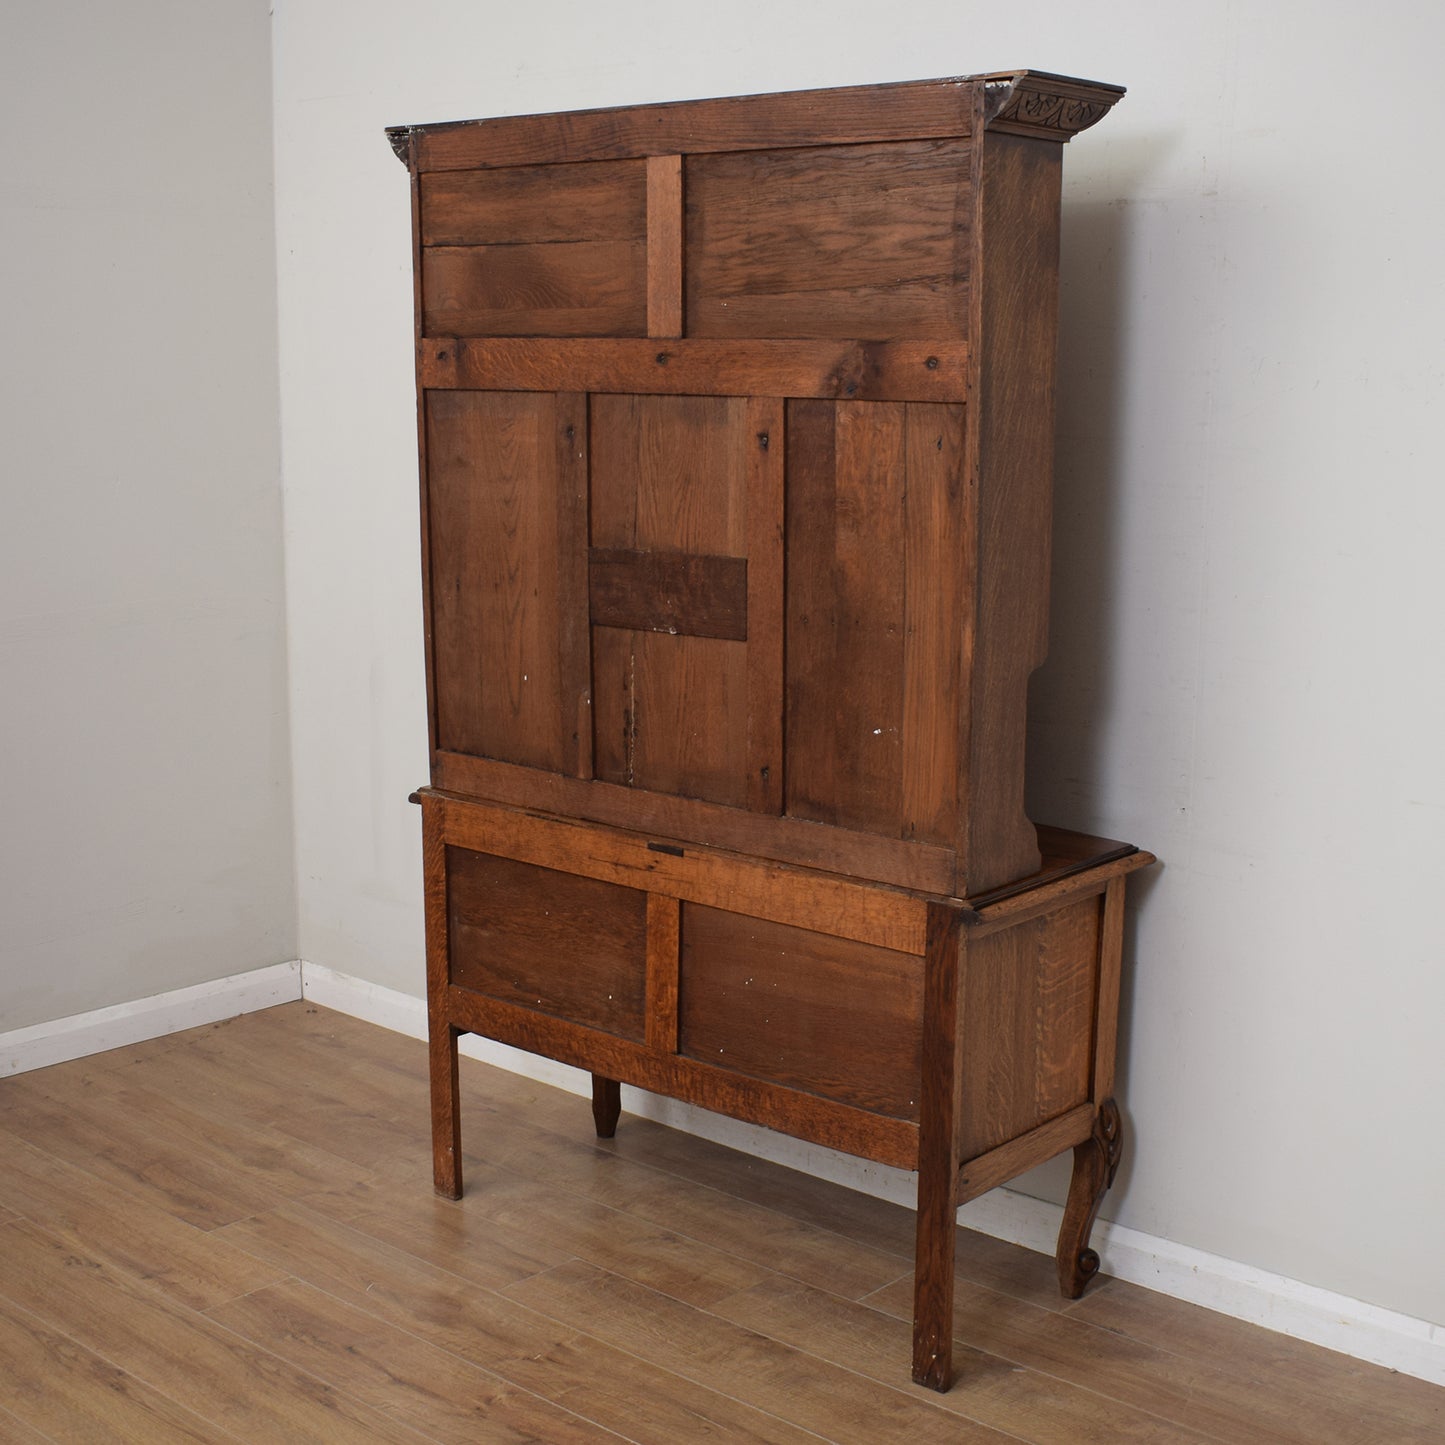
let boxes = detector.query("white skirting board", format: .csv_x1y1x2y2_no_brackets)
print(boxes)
5,959,1442,1386
0,961,302,1076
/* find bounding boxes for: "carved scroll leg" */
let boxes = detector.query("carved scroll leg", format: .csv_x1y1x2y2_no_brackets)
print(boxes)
1056,1099,1123,1298
591,1075,622,1139
429,1020,463,1199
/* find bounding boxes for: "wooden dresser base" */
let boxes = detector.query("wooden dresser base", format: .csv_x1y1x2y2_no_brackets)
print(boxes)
417,787,1151,1392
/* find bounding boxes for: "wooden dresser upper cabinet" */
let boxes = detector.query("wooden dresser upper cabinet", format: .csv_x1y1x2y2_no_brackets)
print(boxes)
390,70,1125,898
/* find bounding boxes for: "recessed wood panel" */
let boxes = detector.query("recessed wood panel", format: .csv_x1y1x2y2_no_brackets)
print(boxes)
592,628,749,807
957,895,1101,1159
785,399,966,843
679,905,924,1120
685,140,970,340
419,158,647,336
589,394,751,554
425,390,587,772
419,158,646,245
446,847,647,1040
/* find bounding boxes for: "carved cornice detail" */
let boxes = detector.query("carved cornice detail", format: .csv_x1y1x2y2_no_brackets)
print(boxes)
983,72,1124,142
386,126,413,166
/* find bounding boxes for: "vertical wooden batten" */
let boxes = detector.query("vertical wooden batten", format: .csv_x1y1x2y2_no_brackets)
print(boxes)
646,154,684,338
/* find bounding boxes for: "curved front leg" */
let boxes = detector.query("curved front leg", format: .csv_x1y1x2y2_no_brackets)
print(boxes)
1056,1099,1123,1298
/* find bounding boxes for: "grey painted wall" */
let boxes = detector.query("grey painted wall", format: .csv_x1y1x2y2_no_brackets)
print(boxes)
0,1,294,1031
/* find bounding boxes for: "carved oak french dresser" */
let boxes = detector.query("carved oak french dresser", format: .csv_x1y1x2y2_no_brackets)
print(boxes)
388,68,1151,1390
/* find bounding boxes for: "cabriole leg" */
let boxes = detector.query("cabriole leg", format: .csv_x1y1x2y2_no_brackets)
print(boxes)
1056,1098,1122,1298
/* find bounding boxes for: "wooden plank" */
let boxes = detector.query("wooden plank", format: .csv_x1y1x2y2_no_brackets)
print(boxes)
678,905,924,1119
206,1277,635,1444
408,78,976,171
443,986,920,1170
645,894,681,1053
422,800,461,1197
425,390,575,770
429,751,957,893
554,393,592,777
422,239,646,336
686,139,971,340
957,897,1099,1160
1093,875,1127,1101
588,548,748,640
431,790,927,954
745,396,785,813
956,1104,1095,1205
958,131,1062,892
419,336,969,403
504,1260,1010,1443
912,902,966,1391
446,847,648,1041
787,400,908,835
646,154,683,337
963,848,1154,937
901,403,966,841
419,157,645,245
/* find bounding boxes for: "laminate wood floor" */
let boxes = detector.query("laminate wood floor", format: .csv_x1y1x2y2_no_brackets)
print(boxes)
0,1003,1439,1443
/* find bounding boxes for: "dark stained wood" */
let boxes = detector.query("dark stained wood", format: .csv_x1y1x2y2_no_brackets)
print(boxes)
393,75,1153,1395
418,335,969,402
588,548,748,641
427,788,928,955
403,77,979,171
422,241,646,336
425,390,576,771
686,140,971,339
678,905,924,1118
786,400,967,845
430,751,958,893
745,396,785,814
443,984,921,1171
958,131,1062,891
419,157,645,246
646,154,684,337
645,893,681,1053
913,901,966,1391
422,810,461,1199
591,1076,623,1138
446,847,648,1041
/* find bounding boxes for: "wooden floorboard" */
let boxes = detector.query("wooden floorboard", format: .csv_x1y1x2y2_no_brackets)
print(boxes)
0,1000,1438,1443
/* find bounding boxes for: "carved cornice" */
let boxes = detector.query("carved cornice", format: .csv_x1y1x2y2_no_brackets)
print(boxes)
982,70,1125,142
386,125,413,166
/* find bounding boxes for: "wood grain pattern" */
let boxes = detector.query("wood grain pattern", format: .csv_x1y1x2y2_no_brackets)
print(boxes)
430,750,957,892
958,131,1062,891
686,139,971,339
408,77,976,171
646,893,682,1053
957,895,1100,1160
588,547,748,640
426,390,576,771
786,399,966,845
912,901,967,1391
678,905,924,1119
745,396,785,813
646,153,684,337
428,788,928,954
418,335,969,402
5,1005,1432,1445
446,846,648,1041
422,240,646,336
419,156,645,245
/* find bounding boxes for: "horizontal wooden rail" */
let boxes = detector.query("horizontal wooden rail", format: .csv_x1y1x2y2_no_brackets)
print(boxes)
418,336,970,403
